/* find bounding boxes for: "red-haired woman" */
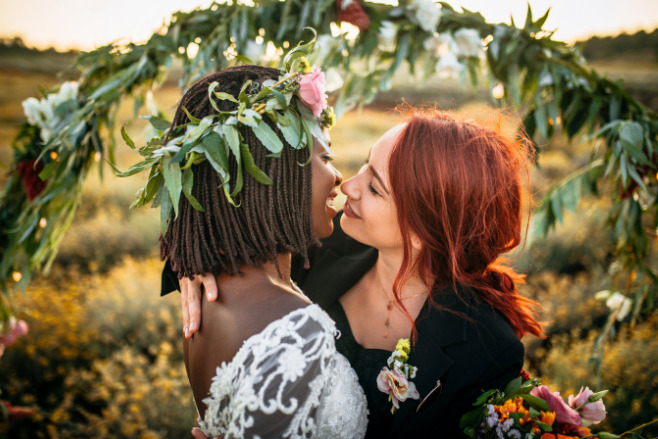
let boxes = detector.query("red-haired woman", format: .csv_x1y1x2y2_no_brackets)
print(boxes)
171,109,544,438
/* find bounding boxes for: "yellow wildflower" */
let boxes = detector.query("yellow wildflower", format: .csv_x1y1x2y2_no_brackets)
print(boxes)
395,338,411,354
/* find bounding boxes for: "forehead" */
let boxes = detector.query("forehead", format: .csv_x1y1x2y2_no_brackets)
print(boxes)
369,123,406,167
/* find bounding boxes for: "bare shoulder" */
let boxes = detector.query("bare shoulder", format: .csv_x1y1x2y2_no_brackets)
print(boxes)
186,280,311,417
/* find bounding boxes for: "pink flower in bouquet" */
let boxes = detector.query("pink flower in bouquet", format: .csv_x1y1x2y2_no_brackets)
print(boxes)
298,67,328,117
531,385,582,426
568,387,607,424
377,367,420,413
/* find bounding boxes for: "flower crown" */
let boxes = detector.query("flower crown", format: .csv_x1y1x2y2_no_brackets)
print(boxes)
120,31,335,235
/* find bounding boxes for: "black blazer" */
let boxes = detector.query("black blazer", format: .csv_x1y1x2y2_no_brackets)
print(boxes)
161,213,524,438
291,213,524,438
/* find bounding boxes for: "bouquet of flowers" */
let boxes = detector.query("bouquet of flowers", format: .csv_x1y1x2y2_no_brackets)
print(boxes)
460,376,618,439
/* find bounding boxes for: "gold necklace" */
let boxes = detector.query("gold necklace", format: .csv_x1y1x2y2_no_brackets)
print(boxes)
380,287,428,338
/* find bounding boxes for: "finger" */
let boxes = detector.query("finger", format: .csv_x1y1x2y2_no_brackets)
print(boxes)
188,276,204,336
202,273,218,302
190,428,209,439
180,279,190,339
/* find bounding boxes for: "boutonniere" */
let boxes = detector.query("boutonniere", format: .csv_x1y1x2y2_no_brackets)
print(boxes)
376,338,420,414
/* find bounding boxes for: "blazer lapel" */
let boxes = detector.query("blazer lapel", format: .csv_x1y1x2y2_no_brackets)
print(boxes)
389,291,473,433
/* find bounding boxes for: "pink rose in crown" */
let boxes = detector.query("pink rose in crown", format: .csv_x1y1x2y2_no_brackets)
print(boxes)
376,367,420,413
298,67,328,117
531,385,582,426
568,387,607,424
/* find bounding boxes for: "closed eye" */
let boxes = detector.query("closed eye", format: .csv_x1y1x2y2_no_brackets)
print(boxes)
368,182,380,196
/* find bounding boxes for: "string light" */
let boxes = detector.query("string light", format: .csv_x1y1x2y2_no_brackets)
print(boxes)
12,272,22,282
39,218,47,228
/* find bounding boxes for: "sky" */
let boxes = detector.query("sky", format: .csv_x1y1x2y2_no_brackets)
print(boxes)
0,0,656,51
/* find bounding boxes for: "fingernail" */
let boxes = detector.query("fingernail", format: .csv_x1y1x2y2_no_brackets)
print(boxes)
208,291,217,301
184,326,189,338
190,321,197,332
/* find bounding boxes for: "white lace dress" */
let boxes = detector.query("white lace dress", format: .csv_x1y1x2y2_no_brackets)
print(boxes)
197,304,368,439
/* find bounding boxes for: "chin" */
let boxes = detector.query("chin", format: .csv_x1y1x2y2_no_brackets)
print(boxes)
315,222,334,239
339,216,367,245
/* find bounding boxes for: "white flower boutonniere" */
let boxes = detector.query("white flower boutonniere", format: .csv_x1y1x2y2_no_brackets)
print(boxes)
376,338,420,414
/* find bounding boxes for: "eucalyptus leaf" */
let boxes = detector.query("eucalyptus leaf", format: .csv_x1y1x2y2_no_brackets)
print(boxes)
182,167,205,212
251,121,284,154
121,127,136,150
160,185,173,236
162,156,182,218
223,124,241,158
241,144,273,185
142,115,172,132
278,113,302,149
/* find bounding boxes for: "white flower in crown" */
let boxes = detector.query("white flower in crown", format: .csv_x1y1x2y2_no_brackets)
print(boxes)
378,20,397,52
453,28,483,58
406,0,442,34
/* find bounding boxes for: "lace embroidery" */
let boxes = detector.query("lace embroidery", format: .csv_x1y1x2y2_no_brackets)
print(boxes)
198,304,367,439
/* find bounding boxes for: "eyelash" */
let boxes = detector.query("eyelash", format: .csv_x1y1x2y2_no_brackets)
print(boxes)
322,154,333,162
368,182,380,196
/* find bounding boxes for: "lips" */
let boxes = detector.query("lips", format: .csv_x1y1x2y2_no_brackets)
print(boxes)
343,199,361,219
326,190,338,217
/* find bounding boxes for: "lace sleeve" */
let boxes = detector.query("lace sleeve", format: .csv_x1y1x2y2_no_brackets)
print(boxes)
199,305,340,439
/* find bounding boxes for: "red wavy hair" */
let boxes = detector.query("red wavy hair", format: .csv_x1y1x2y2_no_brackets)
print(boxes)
388,109,543,339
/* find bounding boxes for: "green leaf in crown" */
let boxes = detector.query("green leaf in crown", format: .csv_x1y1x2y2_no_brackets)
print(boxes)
119,28,335,232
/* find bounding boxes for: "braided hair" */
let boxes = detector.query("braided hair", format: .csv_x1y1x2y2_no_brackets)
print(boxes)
160,65,317,279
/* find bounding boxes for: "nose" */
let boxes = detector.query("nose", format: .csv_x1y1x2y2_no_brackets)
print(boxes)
340,175,357,199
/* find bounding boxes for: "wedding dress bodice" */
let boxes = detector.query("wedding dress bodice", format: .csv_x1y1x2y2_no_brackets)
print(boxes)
198,304,368,439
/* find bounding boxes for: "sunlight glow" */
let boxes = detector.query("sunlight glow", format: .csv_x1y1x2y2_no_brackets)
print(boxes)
0,0,656,51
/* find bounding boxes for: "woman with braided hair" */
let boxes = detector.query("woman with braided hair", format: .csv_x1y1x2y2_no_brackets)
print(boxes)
150,63,368,438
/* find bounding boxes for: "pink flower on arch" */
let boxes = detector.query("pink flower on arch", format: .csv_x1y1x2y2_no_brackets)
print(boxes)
298,67,328,117
530,385,582,426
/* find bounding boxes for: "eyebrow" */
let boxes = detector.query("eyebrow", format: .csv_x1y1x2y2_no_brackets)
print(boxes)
369,164,390,195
